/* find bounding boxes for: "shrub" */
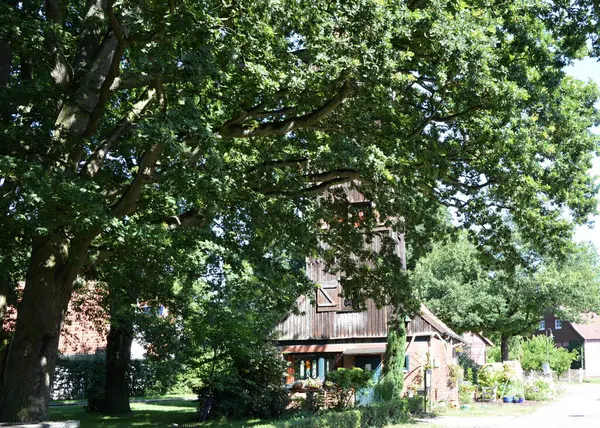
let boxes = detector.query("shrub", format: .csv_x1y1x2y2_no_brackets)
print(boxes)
524,379,555,401
305,410,362,428
376,316,406,401
265,409,362,428
447,364,463,388
458,382,475,404
195,346,289,420
520,336,578,376
326,367,373,409
477,365,500,388
406,396,424,414
359,399,409,427
254,400,411,428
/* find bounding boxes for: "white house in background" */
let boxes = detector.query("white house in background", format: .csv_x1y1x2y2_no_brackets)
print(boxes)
460,332,493,366
571,314,600,377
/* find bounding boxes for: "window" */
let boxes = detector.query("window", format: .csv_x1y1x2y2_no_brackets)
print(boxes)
555,319,563,330
538,320,545,331
290,355,337,382
404,355,410,372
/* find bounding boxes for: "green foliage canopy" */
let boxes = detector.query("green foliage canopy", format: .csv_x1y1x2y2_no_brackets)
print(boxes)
1,0,600,420
413,235,600,341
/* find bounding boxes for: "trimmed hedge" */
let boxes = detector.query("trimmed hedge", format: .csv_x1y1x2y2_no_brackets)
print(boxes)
254,399,411,428
359,399,410,427
286,410,362,428
52,355,163,400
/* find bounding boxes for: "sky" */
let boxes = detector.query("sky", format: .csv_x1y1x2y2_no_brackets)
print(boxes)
565,57,600,250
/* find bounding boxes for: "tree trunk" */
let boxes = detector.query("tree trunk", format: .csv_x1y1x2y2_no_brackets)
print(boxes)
101,321,133,414
500,333,509,362
0,237,89,422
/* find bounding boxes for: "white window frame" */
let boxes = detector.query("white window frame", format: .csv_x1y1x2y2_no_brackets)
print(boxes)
538,320,545,331
555,319,563,330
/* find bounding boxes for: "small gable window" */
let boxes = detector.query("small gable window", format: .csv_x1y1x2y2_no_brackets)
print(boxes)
555,319,563,330
538,320,545,331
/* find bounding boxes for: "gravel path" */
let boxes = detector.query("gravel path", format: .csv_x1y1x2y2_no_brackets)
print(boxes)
416,383,600,428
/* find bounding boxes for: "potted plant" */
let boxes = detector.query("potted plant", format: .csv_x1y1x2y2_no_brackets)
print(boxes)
306,377,323,390
502,395,514,403
514,393,524,403
407,384,418,398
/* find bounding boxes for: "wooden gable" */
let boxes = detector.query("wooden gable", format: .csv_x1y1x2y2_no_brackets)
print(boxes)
307,259,341,313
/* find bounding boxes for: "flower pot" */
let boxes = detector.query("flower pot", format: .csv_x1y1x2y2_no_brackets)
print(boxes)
515,397,524,403
503,396,514,403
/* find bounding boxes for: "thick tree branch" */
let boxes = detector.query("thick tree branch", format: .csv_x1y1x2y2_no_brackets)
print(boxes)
72,0,110,76
247,157,309,173
83,1,127,137
163,209,208,228
218,80,353,138
432,105,485,122
260,170,361,196
83,249,115,273
111,142,164,218
0,40,11,88
45,0,73,86
110,69,188,91
85,88,157,177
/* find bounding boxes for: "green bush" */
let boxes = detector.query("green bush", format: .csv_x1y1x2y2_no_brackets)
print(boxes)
524,379,555,401
263,410,362,428
195,346,289,420
405,396,424,414
477,365,500,388
458,382,475,404
326,368,373,409
295,410,362,428
359,399,409,427
521,336,578,376
254,400,411,428
326,368,373,391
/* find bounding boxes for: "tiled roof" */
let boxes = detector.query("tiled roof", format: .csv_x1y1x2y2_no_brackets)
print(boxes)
419,304,464,343
571,313,600,340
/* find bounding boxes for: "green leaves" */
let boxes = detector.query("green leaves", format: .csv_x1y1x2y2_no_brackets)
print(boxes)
1,0,599,337
413,233,600,339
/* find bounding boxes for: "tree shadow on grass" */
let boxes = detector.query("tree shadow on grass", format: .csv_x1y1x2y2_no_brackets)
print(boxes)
49,402,198,428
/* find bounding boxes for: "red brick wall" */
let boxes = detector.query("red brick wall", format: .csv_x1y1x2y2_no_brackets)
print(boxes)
58,285,108,355
2,282,108,356
403,337,458,402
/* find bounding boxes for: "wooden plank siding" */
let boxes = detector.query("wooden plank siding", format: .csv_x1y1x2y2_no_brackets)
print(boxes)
276,301,435,341
276,226,416,342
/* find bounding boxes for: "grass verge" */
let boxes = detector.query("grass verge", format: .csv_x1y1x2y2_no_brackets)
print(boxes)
49,400,197,427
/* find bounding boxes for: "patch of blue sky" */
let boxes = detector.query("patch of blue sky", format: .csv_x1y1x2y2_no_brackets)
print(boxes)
565,56,600,250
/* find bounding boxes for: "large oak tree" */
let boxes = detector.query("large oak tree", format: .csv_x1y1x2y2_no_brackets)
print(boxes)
413,235,600,361
0,0,599,421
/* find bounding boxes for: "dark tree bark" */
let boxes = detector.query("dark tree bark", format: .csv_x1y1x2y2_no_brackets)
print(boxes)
500,333,509,362
0,236,90,422
101,322,133,414
0,39,11,87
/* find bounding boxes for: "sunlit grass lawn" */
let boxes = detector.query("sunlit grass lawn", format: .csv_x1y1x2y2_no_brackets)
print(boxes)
437,400,542,418
49,399,544,427
51,394,197,406
49,400,198,427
